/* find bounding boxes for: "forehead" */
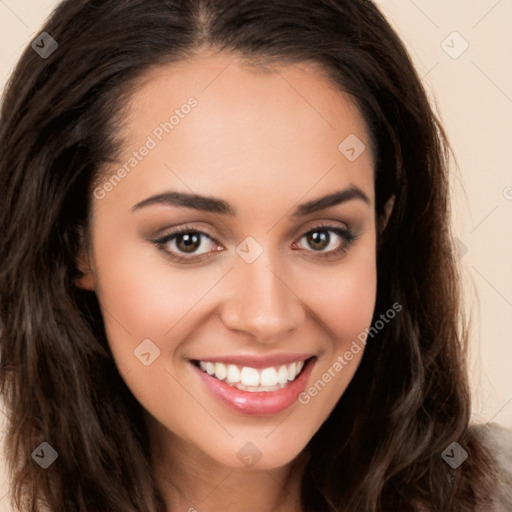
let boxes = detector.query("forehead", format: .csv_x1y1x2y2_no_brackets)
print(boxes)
101,53,375,211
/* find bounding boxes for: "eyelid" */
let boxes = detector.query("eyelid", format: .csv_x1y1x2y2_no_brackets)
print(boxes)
153,224,217,242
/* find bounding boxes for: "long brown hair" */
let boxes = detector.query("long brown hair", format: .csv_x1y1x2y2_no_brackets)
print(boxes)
0,1,499,510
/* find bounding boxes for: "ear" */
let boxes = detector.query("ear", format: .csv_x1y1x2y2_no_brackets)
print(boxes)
75,253,95,290
74,245,96,291
381,195,395,232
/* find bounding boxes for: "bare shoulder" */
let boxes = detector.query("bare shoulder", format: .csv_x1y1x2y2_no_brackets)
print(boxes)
469,422,512,512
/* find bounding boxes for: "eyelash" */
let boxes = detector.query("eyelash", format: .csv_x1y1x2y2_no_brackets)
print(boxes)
152,223,359,264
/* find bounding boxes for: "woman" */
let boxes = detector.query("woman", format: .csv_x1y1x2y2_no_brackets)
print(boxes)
0,0,511,511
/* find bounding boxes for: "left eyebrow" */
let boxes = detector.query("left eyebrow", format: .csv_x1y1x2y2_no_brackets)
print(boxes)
292,186,370,216
131,185,370,216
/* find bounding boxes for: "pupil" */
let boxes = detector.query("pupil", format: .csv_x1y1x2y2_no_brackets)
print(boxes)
178,233,200,253
308,231,328,250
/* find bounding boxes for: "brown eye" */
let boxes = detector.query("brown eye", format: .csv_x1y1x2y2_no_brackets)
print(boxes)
295,224,358,259
305,230,331,251
174,232,203,253
153,226,222,263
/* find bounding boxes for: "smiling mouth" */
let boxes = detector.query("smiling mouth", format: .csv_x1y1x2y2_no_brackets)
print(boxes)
191,357,314,392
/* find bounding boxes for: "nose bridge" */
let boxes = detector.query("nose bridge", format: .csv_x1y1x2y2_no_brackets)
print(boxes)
220,245,305,341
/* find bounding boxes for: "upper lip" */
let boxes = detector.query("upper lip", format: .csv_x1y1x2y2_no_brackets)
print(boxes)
191,353,315,369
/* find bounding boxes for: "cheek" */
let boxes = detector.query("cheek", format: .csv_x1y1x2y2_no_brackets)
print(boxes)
316,268,375,332
90,237,216,424
299,247,378,350
302,260,376,391
91,229,216,340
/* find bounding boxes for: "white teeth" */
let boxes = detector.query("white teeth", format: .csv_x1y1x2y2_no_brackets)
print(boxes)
260,367,278,387
277,365,289,384
196,358,309,391
240,367,260,387
226,364,241,383
199,361,217,376
287,362,297,381
214,362,227,381
235,383,283,392
246,384,281,392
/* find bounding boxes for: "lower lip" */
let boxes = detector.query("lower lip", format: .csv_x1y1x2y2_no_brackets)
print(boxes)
191,358,316,416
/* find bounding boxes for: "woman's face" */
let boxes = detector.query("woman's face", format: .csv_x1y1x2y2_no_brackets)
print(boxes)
79,53,377,471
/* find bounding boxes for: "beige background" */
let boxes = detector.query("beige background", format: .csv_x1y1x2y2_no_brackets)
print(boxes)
1,0,511,508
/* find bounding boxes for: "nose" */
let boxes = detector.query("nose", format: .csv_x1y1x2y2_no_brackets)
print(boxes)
220,252,306,343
